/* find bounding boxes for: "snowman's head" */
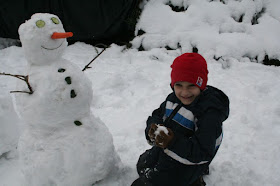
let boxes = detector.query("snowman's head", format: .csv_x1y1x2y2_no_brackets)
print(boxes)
18,13,73,66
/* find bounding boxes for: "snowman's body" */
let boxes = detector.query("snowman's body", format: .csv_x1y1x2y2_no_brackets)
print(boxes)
0,93,20,157
18,114,118,186
17,59,93,131
16,13,119,186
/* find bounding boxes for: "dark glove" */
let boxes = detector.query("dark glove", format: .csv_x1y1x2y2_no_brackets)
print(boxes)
148,123,158,143
155,126,174,149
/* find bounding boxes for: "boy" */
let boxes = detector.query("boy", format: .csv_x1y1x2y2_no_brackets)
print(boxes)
132,53,230,186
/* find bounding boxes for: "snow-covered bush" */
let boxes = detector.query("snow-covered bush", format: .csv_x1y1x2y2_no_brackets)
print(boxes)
132,0,280,65
0,38,20,50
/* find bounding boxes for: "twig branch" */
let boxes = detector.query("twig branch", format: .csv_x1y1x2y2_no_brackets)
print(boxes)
82,44,108,71
0,72,34,94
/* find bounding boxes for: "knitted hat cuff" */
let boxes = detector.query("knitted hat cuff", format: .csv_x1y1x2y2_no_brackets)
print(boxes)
171,69,207,90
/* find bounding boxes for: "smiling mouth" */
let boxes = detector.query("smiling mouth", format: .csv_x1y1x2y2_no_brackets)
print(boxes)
41,41,63,50
181,95,192,99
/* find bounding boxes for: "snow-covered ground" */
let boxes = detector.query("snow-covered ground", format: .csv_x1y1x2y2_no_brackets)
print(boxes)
1,0,280,185
1,43,280,186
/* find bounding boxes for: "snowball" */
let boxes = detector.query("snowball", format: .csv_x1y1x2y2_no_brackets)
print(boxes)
155,125,169,136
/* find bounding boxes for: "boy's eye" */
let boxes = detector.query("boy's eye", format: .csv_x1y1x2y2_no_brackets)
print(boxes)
174,83,182,87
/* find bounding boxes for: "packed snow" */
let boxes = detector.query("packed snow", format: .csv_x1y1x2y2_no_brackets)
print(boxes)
155,125,169,136
133,0,280,63
0,93,20,158
12,13,120,186
1,0,280,185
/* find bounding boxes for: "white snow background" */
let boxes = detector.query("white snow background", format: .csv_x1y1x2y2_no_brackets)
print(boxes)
1,0,280,185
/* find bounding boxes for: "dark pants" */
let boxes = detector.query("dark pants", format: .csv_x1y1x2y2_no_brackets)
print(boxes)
135,147,205,186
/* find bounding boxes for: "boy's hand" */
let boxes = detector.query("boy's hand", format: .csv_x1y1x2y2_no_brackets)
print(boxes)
155,126,174,149
148,123,158,142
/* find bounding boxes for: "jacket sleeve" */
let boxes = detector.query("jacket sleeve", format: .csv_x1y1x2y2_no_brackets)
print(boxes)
145,101,166,142
164,109,223,165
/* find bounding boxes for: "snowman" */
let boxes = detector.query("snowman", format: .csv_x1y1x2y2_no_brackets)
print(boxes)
16,13,120,186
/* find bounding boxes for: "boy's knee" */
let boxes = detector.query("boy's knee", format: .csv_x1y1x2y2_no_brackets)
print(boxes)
131,177,153,186
137,147,161,174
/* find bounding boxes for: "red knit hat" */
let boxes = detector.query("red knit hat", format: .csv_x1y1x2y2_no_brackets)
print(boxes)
171,53,208,90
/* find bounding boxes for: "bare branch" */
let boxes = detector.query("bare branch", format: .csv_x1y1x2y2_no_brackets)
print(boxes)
82,44,109,71
10,90,33,94
0,72,34,94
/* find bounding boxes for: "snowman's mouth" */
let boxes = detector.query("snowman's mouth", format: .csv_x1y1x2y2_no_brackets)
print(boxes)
41,42,63,50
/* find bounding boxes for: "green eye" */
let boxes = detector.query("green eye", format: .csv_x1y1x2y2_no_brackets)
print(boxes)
51,17,59,24
36,20,45,28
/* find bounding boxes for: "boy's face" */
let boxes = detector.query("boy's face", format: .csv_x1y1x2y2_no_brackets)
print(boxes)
174,81,201,105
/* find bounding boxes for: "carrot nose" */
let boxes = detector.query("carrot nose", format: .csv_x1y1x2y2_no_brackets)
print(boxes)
51,32,73,39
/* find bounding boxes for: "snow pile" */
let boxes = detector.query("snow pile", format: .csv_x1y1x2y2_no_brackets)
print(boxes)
132,0,280,62
0,93,20,158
